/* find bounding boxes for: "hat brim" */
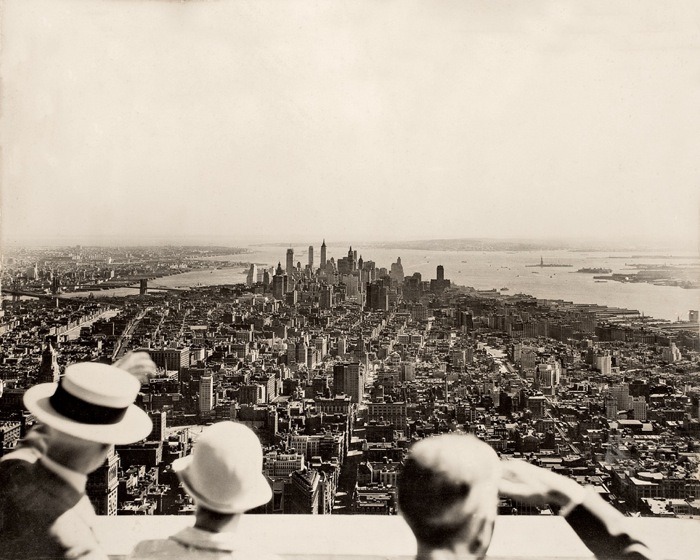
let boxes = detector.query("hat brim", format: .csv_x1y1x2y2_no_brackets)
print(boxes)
173,455,273,514
23,383,152,445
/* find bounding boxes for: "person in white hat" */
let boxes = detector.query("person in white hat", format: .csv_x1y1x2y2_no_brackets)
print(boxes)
129,421,277,560
398,433,656,560
398,433,501,560
0,358,153,559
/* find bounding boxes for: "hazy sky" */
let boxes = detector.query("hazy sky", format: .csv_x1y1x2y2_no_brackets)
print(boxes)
1,0,699,247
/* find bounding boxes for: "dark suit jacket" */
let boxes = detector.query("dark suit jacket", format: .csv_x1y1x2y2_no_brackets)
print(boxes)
565,491,657,559
0,453,106,559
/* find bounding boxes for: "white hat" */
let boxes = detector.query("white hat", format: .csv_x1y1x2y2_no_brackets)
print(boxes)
172,422,272,514
409,433,501,486
23,362,152,445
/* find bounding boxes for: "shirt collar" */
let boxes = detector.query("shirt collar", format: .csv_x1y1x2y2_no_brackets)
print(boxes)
40,454,88,493
170,526,242,552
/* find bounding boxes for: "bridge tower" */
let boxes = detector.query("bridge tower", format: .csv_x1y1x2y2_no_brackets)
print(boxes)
139,279,148,295
51,275,61,295
11,279,21,303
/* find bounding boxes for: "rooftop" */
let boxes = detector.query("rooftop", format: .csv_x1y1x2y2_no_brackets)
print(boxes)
94,514,699,560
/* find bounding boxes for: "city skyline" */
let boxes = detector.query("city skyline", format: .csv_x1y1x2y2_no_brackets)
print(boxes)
0,241,698,532
1,0,699,250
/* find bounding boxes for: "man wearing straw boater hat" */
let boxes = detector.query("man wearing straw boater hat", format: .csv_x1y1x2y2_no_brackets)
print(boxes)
0,356,154,559
129,421,278,559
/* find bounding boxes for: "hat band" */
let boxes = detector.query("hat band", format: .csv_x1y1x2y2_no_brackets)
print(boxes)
49,381,128,425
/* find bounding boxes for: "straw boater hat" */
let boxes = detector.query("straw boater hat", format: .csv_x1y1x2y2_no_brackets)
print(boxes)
172,421,272,514
23,362,152,445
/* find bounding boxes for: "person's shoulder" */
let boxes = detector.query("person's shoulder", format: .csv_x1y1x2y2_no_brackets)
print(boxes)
0,456,79,518
0,454,39,493
128,539,282,560
128,538,184,559
0,447,41,471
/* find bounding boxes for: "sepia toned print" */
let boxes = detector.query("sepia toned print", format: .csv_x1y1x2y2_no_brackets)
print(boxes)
0,1,698,558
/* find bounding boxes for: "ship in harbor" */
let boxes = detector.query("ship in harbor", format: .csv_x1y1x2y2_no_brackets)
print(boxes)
526,256,573,268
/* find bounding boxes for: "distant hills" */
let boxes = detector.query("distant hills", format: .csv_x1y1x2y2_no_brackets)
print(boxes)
369,238,561,252
6,235,695,253
367,237,697,253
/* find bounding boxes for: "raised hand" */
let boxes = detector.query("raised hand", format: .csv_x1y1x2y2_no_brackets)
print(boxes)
460,475,499,557
498,459,584,508
113,351,157,384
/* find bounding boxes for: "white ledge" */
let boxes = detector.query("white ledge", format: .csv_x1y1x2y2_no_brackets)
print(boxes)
94,514,699,560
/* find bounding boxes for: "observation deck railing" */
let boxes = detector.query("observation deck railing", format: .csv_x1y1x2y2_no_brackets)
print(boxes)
93,514,699,560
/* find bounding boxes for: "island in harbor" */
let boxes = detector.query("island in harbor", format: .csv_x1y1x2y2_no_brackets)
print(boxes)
575,267,612,274
526,257,573,268
593,270,700,290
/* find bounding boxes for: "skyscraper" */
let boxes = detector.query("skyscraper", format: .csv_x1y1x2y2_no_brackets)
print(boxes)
604,394,618,420
333,362,363,403
610,383,630,411
246,264,258,287
662,342,682,363
366,281,388,311
333,363,347,399
308,245,314,269
631,397,648,421
320,285,333,309
390,257,404,283
345,246,358,270
38,339,60,384
320,240,327,269
286,248,294,274
199,375,213,415
430,265,451,293
148,411,167,442
272,263,286,300
86,447,119,515
346,362,363,404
